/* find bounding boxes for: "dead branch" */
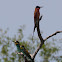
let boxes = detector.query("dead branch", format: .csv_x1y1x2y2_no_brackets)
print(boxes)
32,20,62,60
17,30,62,62
44,31,62,41
32,21,44,59
15,16,62,62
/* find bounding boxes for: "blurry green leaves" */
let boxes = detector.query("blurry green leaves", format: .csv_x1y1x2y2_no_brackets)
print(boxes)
0,28,19,62
20,41,31,51
17,25,25,41
40,42,59,62
10,53,16,62
0,27,33,62
53,56,62,62
18,29,22,33
1,45,8,55
6,37,11,40
0,26,62,62
0,40,2,45
12,25,25,41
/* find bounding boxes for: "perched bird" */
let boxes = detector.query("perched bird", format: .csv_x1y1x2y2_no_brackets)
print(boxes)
34,6,42,32
15,41,33,62
15,41,21,53
32,6,43,40
21,45,33,61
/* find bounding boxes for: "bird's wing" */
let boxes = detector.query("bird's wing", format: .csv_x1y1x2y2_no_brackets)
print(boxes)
24,48,31,56
20,46,32,61
34,12,37,18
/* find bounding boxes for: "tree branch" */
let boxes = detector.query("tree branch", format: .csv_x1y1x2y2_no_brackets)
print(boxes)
32,18,62,60
16,30,62,61
39,15,43,21
44,31,62,41
17,51,34,62
32,21,44,59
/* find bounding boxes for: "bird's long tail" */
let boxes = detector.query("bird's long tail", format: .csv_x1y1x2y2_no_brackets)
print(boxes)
32,25,36,41
32,29,34,41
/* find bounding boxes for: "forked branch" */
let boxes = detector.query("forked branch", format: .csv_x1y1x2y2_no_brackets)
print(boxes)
32,20,62,59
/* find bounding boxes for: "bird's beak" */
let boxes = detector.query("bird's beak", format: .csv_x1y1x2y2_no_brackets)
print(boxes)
15,41,16,43
12,41,16,42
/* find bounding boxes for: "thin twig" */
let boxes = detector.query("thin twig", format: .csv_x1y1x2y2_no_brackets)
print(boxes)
44,31,62,41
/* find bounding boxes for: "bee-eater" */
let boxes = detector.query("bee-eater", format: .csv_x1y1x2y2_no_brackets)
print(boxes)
15,41,33,62
21,45,34,61
15,41,21,53
34,6,42,32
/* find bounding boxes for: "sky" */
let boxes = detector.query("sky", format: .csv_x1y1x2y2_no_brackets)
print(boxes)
0,0,62,61
0,0,62,39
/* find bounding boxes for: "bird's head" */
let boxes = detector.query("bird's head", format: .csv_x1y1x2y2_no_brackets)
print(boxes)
15,41,20,46
20,45,25,50
36,6,43,10
21,45,25,48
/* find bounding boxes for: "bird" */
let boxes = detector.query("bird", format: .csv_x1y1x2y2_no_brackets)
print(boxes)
21,45,34,61
32,6,43,40
34,6,42,32
15,41,21,53
15,41,33,62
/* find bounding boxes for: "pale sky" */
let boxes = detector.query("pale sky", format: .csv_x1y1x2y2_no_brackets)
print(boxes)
0,0,62,38
0,0,62,61
0,0,62,39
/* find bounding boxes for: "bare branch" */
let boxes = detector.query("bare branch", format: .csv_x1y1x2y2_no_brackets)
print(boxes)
32,19,62,59
17,52,34,62
32,21,44,59
17,30,62,61
39,15,43,21
32,41,44,59
17,52,23,55
44,31,62,41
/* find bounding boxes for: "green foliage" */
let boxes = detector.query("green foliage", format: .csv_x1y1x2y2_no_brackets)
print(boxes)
0,27,30,62
0,27,62,62
40,42,59,62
